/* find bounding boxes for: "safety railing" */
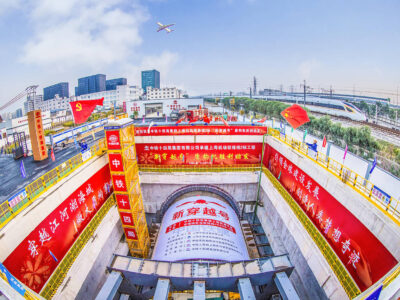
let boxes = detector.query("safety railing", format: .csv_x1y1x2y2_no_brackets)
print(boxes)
40,194,116,299
262,166,361,298
0,139,107,230
138,164,260,173
268,128,400,226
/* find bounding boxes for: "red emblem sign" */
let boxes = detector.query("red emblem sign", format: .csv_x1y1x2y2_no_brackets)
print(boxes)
124,227,138,240
120,212,135,226
108,153,124,172
112,175,127,192
106,130,121,150
116,194,131,210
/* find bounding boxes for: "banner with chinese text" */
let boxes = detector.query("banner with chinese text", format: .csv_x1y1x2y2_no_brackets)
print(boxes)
264,145,397,291
136,143,262,166
134,125,267,136
3,165,113,293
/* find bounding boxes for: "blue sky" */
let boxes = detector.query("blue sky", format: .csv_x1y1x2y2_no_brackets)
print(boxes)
0,0,399,109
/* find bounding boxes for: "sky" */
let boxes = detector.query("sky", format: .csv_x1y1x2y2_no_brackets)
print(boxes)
0,0,400,110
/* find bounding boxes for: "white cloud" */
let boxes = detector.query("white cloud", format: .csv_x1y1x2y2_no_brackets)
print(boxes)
298,59,320,80
0,0,22,15
20,0,149,70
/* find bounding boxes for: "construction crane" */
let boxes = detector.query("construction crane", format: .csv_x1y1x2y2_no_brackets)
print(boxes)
0,85,38,121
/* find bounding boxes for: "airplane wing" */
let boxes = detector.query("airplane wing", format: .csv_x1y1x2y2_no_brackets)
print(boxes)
157,22,163,26
166,28,172,33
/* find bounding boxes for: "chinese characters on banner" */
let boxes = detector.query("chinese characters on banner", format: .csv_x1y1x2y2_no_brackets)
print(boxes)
3,165,113,293
264,145,397,291
152,197,249,261
136,143,262,166
134,125,267,136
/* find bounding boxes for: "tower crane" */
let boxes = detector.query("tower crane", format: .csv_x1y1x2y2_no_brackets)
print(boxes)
0,85,38,121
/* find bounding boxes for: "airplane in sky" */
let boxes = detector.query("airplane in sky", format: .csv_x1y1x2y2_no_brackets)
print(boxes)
157,22,175,33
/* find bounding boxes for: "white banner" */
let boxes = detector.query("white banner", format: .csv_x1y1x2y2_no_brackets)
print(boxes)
153,196,249,262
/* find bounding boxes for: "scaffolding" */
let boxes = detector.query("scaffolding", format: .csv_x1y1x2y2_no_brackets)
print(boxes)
105,121,149,257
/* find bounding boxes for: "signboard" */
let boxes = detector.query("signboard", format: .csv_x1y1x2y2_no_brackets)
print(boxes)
3,165,113,293
136,143,262,166
134,125,267,136
8,189,28,209
0,263,26,296
264,145,397,291
105,130,121,150
371,186,391,205
152,196,249,261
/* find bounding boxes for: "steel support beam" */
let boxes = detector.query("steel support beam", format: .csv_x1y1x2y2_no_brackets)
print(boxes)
154,278,170,300
95,271,123,300
274,272,300,300
238,277,256,300
193,281,206,300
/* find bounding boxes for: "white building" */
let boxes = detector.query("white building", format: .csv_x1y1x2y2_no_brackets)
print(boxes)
78,85,143,109
126,98,204,118
24,95,43,113
40,95,75,112
146,87,183,100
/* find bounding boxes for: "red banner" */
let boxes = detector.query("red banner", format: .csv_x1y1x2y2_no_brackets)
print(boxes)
134,125,267,136
3,165,113,293
264,145,397,291
136,143,262,166
165,218,236,234
105,130,121,150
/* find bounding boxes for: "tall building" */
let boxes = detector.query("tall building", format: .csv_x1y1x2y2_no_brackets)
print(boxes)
76,74,106,96
141,70,160,91
106,78,127,91
15,108,23,118
24,95,43,113
43,82,69,100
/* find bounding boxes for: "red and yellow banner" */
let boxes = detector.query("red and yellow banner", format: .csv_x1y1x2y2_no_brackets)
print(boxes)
136,143,262,166
264,145,397,291
70,98,104,124
134,125,267,136
3,166,113,293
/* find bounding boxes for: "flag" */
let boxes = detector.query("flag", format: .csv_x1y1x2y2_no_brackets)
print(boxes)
278,171,281,180
49,250,58,262
70,98,104,124
369,157,377,174
203,114,211,124
189,117,198,124
250,116,254,124
165,115,168,122
221,117,229,127
51,147,55,162
20,160,26,178
147,121,154,134
176,116,185,125
343,144,348,160
257,116,267,123
291,127,294,133
302,129,307,143
281,104,310,129
322,136,327,148
142,116,145,124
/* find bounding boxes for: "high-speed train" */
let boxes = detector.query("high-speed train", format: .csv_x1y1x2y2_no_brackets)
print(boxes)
254,95,367,121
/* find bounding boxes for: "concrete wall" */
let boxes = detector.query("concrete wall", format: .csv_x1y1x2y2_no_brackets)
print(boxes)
52,205,128,300
139,172,259,213
258,173,347,300
0,155,109,261
267,136,400,260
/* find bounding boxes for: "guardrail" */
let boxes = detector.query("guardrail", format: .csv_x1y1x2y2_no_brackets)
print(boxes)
138,164,260,173
267,128,400,226
0,139,106,230
262,166,361,298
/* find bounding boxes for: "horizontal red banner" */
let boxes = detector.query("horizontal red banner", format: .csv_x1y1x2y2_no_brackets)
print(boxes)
165,218,236,234
264,145,397,291
3,166,113,293
136,143,262,166
134,125,267,136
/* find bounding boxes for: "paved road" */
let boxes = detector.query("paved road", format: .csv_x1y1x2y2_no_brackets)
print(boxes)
0,131,104,204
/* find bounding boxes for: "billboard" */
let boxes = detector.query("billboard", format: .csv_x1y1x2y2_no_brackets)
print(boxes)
136,143,262,166
3,165,113,293
134,125,267,136
152,196,249,261
264,145,397,291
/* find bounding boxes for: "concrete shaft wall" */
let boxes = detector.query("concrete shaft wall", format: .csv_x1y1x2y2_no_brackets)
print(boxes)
267,136,400,260
0,155,109,261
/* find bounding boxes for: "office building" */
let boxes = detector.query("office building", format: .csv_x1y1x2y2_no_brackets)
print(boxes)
141,70,160,91
76,74,106,96
43,82,69,101
106,78,127,91
146,87,182,100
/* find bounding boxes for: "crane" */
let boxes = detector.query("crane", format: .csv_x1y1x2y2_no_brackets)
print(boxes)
0,85,38,121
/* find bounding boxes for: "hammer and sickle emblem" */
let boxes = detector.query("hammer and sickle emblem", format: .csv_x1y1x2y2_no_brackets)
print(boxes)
76,103,82,111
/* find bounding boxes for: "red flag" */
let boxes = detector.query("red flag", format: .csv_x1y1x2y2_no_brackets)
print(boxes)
257,116,267,123
175,116,185,125
204,115,211,124
280,104,310,129
70,98,104,124
51,147,55,162
220,117,229,127
189,117,198,124
322,136,327,148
